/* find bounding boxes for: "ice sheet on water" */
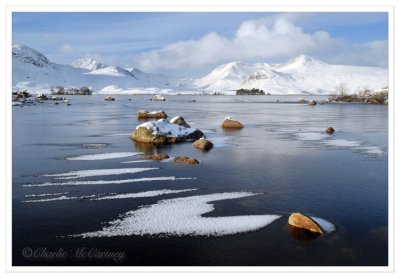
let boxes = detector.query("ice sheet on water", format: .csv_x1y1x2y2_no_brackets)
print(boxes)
296,132,329,141
76,192,281,237
93,189,198,200
25,192,69,197
311,216,336,234
66,152,141,161
42,167,158,179
23,176,196,187
22,196,77,203
354,146,384,155
323,139,361,147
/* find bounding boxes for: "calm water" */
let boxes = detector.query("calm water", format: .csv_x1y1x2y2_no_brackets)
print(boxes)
12,95,388,266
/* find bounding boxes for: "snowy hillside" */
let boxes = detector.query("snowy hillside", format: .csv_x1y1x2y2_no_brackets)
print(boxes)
12,44,388,95
197,55,388,94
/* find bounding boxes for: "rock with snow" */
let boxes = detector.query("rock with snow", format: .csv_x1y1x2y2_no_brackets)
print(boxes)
221,117,244,129
325,127,335,134
297,98,306,103
131,119,204,144
192,138,213,151
36,93,48,100
173,156,199,164
71,58,106,71
308,100,317,106
152,94,165,101
143,153,169,160
169,116,190,128
288,212,324,234
104,96,115,101
137,110,168,119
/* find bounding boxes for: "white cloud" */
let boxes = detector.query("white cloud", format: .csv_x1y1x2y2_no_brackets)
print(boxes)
134,16,387,76
134,17,344,75
59,44,74,54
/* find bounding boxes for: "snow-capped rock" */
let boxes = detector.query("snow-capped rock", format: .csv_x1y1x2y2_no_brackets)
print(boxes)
71,58,106,71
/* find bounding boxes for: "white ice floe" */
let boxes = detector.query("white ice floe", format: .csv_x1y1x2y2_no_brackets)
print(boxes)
42,167,158,179
77,192,281,238
137,119,200,138
66,152,141,161
22,196,77,203
296,132,329,141
93,189,198,200
120,160,151,164
354,146,384,155
25,192,69,197
323,139,361,147
23,176,196,187
310,216,336,234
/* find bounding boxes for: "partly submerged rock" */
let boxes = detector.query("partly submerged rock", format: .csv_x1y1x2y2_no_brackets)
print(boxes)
143,153,169,160
221,117,244,129
152,94,165,101
325,127,335,134
137,110,168,119
297,98,306,103
173,156,199,164
131,119,203,144
36,93,48,100
192,138,213,151
308,100,317,106
288,212,324,234
104,96,115,101
170,116,190,128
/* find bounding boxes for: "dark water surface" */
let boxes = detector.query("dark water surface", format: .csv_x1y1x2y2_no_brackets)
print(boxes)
12,95,388,266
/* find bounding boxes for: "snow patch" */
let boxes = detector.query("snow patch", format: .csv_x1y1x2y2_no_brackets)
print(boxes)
311,216,336,234
323,139,361,147
23,176,196,187
137,119,199,138
354,146,384,155
42,168,158,179
76,192,281,237
93,189,198,200
66,152,141,161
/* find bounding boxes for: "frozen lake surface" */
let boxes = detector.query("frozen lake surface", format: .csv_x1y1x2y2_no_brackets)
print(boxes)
12,95,388,266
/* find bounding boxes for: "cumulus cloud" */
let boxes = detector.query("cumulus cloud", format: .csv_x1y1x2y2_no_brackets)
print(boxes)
134,17,346,75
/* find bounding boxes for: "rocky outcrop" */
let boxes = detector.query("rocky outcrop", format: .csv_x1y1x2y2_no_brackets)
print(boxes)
152,94,165,101
297,98,306,103
308,100,317,106
104,96,115,101
170,116,190,128
137,110,168,119
173,156,199,164
131,119,203,144
325,127,335,134
192,138,213,151
288,213,324,234
143,153,169,160
221,117,244,129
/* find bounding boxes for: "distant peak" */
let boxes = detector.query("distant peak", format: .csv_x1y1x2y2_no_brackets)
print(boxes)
277,54,325,70
71,57,106,71
12,44,50,67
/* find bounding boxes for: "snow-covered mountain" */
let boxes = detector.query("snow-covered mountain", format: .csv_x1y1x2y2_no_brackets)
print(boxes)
197,55,388,94
12,44,388,95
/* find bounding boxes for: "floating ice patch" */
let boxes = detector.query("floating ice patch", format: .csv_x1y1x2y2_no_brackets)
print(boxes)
120,160,151,164
310,216,336,234
323,139,361,147
66,152,141,161
93,189,198,200
354,146,384,155
23,177,196,187
296,132,329,141
22,196,77,203
42,167,158,179
25,192,69,197
76,192,281,238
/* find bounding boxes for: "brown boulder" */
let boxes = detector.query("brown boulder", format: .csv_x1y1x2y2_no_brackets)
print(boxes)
288,212,324,234
137,110,168,119
192,138,213,151
221,117,244,129
325,127,335,134
173,156,199,164
143,153,169,160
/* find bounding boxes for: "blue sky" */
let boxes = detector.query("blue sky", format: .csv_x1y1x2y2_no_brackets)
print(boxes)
12,12,388,76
